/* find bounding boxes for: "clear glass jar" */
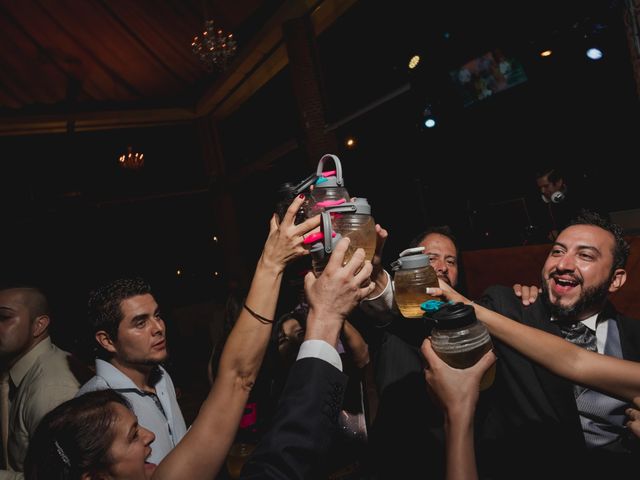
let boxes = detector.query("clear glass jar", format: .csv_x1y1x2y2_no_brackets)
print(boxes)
392,248,440,318
309,213,355,277
394,269,439,318
326,198,376,262
429,303,495,390
305,154,350,217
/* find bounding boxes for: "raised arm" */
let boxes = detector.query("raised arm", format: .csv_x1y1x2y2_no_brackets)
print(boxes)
429,281,640,403
421,339,496,480
341,320,370,369
153,195,320,480
240,238,375,479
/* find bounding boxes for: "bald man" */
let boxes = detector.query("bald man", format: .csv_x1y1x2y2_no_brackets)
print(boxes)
0,286,81,479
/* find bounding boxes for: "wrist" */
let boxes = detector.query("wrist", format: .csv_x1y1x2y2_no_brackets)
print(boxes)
443,405,475,433
257,254,285,276
305,311,343,346
367,269,389,299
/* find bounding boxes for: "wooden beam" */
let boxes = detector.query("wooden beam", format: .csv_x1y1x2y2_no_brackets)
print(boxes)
0,107,196,136
0,0,358,136
200,0,358,120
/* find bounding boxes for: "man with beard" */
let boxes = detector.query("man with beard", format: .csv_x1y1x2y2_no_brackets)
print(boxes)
475,210,640,479
359,226,540,478
76,278,186,465
359,226,467,478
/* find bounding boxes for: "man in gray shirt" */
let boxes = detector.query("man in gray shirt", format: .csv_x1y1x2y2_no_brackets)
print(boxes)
76,277,186,466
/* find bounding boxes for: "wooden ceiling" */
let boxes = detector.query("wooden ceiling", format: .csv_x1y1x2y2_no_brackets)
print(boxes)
0,0,355,135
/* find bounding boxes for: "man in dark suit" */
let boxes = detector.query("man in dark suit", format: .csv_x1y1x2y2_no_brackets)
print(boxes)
359,226,461,479
476,210,640,479
241,237,375,479
359,226,538,479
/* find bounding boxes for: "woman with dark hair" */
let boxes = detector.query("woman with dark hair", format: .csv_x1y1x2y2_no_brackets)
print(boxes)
25,391,140,480
24,195,320,480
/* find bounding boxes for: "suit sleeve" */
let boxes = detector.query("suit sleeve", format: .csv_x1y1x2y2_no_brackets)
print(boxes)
476,284,510,312
240,357,347,480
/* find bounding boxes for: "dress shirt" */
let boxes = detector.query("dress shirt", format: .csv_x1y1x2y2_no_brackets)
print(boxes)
76,359,186,465
1,338,79,479
297,340,342,372
359,270,396,325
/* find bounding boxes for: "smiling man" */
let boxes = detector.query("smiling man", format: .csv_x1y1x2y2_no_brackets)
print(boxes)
76,278,186,466
477,210,640,479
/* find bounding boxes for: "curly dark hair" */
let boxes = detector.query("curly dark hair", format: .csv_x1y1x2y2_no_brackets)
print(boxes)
25,390,130,480
568,210,630,271
87,278,152,351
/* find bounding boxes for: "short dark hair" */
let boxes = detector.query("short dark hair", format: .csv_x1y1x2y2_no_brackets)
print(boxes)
25,390,130,480
408,225,459,256
87,277,152,344
536,167,563,184
568,210,630,271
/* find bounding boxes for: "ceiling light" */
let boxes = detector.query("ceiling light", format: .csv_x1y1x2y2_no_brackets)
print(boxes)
191,19,237,71
118,146,144,170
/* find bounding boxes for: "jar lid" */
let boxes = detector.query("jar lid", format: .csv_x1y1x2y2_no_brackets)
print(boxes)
391,254,430,270
427,302,477,329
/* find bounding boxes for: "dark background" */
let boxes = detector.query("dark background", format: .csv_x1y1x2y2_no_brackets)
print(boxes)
0,0,638,357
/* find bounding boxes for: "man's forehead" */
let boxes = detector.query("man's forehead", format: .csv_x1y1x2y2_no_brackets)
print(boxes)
0,288,29,307
556,225,615,257
420,233,457,254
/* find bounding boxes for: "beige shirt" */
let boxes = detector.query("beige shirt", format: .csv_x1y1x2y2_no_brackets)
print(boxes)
1,338,80,478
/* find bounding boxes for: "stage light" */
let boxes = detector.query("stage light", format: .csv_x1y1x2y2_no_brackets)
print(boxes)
586,47,603,60
422,105,437,129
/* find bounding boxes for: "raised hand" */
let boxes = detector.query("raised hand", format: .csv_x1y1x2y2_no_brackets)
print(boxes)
421,338,496,415
426,278,471,305
304,238,375,346
627,398,640,439
421,338,496,480
261,194,321,272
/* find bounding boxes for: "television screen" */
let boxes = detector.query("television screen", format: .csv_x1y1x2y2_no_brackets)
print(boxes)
450,49,527,107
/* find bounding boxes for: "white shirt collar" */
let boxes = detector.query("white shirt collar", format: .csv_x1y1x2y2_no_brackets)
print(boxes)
581,312,599,331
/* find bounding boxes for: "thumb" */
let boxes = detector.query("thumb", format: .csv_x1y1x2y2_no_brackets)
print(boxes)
473,349,497,374
420,338,438,363
269,213,279,232
303,270,316,293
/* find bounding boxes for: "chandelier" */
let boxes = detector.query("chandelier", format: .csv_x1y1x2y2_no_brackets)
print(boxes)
118,146,144,170
191,20,237,71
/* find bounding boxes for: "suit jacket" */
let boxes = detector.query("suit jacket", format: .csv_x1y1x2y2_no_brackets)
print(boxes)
240,357,347,480
365,320,447,480
477,285,640,480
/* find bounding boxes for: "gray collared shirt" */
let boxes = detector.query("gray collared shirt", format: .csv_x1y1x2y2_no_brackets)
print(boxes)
76,359,186,464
